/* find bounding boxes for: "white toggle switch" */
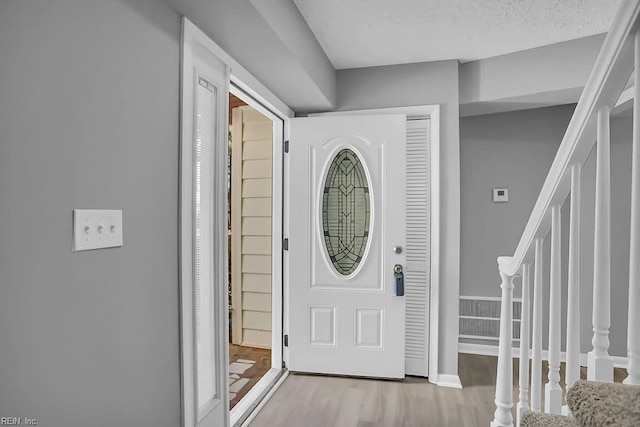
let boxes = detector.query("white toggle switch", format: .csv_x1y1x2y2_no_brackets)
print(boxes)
73,209,123,251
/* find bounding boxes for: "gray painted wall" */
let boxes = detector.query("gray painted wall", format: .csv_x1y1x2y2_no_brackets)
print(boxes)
460,105,632,357
250,0,336,109
163,0,609,117
336,60,461,377
460,35,605,116
0,1,182,426
162,0,336,111
460,105,574,297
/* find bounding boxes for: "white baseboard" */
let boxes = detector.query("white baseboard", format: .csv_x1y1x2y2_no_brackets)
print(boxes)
459,342,629,369
436,374,463,389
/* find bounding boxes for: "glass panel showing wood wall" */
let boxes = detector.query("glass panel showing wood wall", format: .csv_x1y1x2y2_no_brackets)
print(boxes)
230,104,273,350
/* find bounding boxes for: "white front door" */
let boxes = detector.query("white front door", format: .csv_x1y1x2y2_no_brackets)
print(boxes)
288,115,406,378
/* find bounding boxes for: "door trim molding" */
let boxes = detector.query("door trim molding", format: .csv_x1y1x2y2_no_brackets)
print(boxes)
226,60,292,426
238,370,290,427
309,105,441,384
229,83,287,371
180,17,230,427
180,17,294,427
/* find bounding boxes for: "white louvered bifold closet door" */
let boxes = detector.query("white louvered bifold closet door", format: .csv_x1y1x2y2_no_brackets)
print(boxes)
405,118,431,377
194,78,216,411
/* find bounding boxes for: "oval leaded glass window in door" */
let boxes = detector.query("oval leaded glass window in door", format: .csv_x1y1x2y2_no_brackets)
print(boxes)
322,149,371,275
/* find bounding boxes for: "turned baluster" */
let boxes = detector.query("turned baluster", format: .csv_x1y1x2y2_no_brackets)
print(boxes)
564,163,582,414
545,205,562,414
517,263,531,425
625,29,640,386
530,238,544,412
588,105,614,382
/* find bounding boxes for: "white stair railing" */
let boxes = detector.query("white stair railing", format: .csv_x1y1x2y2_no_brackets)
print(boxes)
491,1,640,425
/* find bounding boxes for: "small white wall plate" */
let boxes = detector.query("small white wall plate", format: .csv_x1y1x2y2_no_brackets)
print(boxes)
73,209,123,251
493,188,509,203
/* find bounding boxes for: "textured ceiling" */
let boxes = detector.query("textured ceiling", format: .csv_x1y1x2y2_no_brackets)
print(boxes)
293,0,619,69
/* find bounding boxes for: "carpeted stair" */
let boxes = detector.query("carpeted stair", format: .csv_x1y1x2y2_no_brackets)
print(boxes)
520,380,640,427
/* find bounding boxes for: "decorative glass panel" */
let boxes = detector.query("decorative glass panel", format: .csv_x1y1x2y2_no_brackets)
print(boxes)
322,149,371,275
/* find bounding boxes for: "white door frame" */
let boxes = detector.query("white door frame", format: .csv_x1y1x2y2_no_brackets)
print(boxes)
179,17,293,427
228,83,288,427
307,105,441,384
229,83,286,371
180,18,231,427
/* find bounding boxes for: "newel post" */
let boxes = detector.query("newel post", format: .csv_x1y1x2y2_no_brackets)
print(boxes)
492,257,515,427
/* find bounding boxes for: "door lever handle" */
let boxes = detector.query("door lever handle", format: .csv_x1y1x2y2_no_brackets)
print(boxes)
394,264,404,296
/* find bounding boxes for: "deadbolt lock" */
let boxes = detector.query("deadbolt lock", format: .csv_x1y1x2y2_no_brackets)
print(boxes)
394,264,404,296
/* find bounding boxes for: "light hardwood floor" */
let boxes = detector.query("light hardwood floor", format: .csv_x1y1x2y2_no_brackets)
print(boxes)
249,353,627,427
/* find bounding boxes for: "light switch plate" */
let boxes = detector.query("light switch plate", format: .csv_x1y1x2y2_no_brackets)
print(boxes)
493,188,509,203
73,209,123,251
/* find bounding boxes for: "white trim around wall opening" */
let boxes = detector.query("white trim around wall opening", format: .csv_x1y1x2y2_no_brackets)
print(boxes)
179,16,295,427
180,18,231,427
227,83,289,427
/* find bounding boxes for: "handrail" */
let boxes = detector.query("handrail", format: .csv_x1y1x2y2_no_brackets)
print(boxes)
499,0,640,277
